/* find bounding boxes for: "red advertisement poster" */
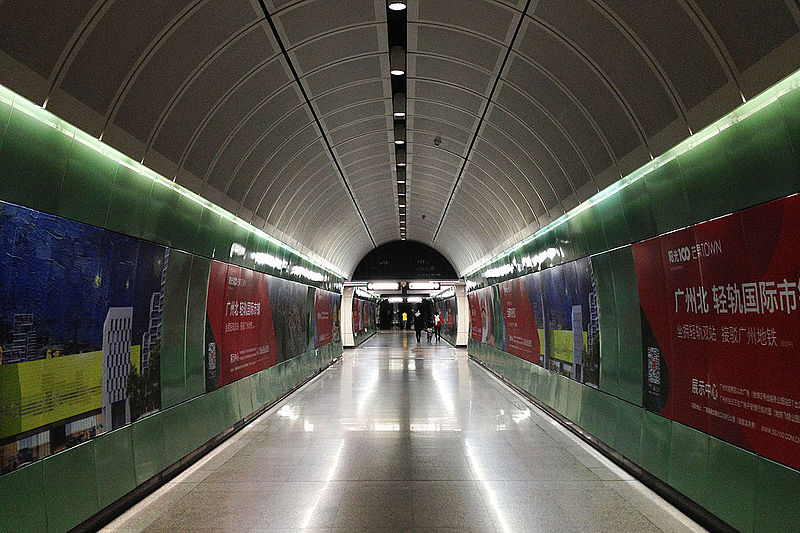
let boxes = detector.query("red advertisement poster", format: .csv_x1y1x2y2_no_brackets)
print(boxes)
634,195,800,470
469,291,482,340
315,290,332,347
499,277,540,364
206,261,276,389
352,300,361,333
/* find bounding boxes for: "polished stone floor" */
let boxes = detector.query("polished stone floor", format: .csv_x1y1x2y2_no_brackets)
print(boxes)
104,331,705,532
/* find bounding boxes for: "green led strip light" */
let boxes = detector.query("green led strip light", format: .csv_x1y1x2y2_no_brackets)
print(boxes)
463,68,800,278
0,83,347,280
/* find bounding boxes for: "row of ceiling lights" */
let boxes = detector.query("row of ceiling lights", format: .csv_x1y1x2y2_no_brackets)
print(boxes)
388,2,407,240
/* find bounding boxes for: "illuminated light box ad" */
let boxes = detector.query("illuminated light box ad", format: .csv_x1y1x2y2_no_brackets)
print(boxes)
634,194,800,470
205,261,276,390
469,257,600,386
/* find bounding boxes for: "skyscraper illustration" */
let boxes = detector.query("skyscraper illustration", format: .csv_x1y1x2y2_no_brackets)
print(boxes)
102,307,133,431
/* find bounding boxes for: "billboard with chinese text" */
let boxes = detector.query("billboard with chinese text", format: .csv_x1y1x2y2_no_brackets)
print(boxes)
633,194,800,470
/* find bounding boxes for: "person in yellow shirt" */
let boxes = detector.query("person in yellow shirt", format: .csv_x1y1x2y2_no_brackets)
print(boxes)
402,311,408,330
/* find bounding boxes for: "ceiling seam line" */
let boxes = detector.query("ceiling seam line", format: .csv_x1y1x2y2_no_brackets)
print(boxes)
260,1,376,249
44,0,109,108
432,0,534,243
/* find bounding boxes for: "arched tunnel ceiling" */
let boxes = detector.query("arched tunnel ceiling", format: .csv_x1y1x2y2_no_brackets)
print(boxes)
1,0,799,277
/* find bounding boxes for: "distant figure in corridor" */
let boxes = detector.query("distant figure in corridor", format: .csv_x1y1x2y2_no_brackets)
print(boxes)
402,311,408,330
433,312,442,342
414,311,424,342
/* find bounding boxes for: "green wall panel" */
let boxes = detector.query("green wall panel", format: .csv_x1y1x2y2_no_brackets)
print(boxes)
619,177,657,244
597,192,630,249
676,131,737,225
159,404,196,466
723,99,799,210
93,426,137,510
753,457,800,532
614,401,642,464
779,88,800,168
609,246,643,405
161,250,192,409
43,441,99,533
186,256,210,399
578,206,608,255
667,422,709,507
194,207,222,259
143,181,181,246
173,194,204,253
0,462,46,533
0,92,11,154
57,139,116,228
131,413,166,484
638,410,671,481
705,437,757,533
644,158,690,235
105,164,153,238
592,252,619,395
0,104,72,214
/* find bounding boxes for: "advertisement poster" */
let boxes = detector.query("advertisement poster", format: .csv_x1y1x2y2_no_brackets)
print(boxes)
352,300,362,333
0,202,165,474
205,261,276,389
315,289,332,347
634,195,800,470
499,276,540,363
469,257,599,386
268,276,313,364
533,258,599,385
469,286,502,347
331,293,342,343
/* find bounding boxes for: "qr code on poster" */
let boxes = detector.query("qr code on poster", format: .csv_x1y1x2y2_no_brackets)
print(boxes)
647,347,661,386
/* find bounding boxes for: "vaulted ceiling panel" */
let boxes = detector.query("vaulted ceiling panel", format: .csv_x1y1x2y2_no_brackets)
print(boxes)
607,0,729,111
153,27,277,166
114,0,260,145
204,85,304,192
181,58,293,179
1,0,798,276
533,0,681,139
0,0,95,82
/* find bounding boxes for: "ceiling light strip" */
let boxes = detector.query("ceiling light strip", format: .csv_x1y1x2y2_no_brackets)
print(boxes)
257,0,376,249
431,0,534,242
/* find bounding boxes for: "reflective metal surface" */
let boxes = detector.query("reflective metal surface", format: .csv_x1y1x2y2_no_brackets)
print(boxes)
104,331,704,532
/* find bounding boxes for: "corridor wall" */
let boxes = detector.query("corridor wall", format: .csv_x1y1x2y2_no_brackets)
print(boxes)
465,72,800,533
0,85,344,532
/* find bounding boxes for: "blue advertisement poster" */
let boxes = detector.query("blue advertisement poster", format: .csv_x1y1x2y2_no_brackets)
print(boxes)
0,201,166,474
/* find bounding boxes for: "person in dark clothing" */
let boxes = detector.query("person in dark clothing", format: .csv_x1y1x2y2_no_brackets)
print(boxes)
413,311,424,342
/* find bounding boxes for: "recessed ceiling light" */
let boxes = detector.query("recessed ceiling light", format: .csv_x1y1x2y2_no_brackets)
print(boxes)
393,112,406,118
399,204,406,207
389,2,407,10
394,139,405,145
390,68,404,76
397,162,406,167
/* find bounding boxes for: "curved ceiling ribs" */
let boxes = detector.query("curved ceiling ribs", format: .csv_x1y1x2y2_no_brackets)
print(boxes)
0,0,798,277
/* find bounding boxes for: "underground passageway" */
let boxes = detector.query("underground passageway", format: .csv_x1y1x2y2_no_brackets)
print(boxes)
104,331,702,532
3,2,800,531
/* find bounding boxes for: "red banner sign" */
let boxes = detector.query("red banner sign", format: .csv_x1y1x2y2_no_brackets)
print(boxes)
315,289,332,347
634,195,800,470
499,277,540,363
206,261,276,388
